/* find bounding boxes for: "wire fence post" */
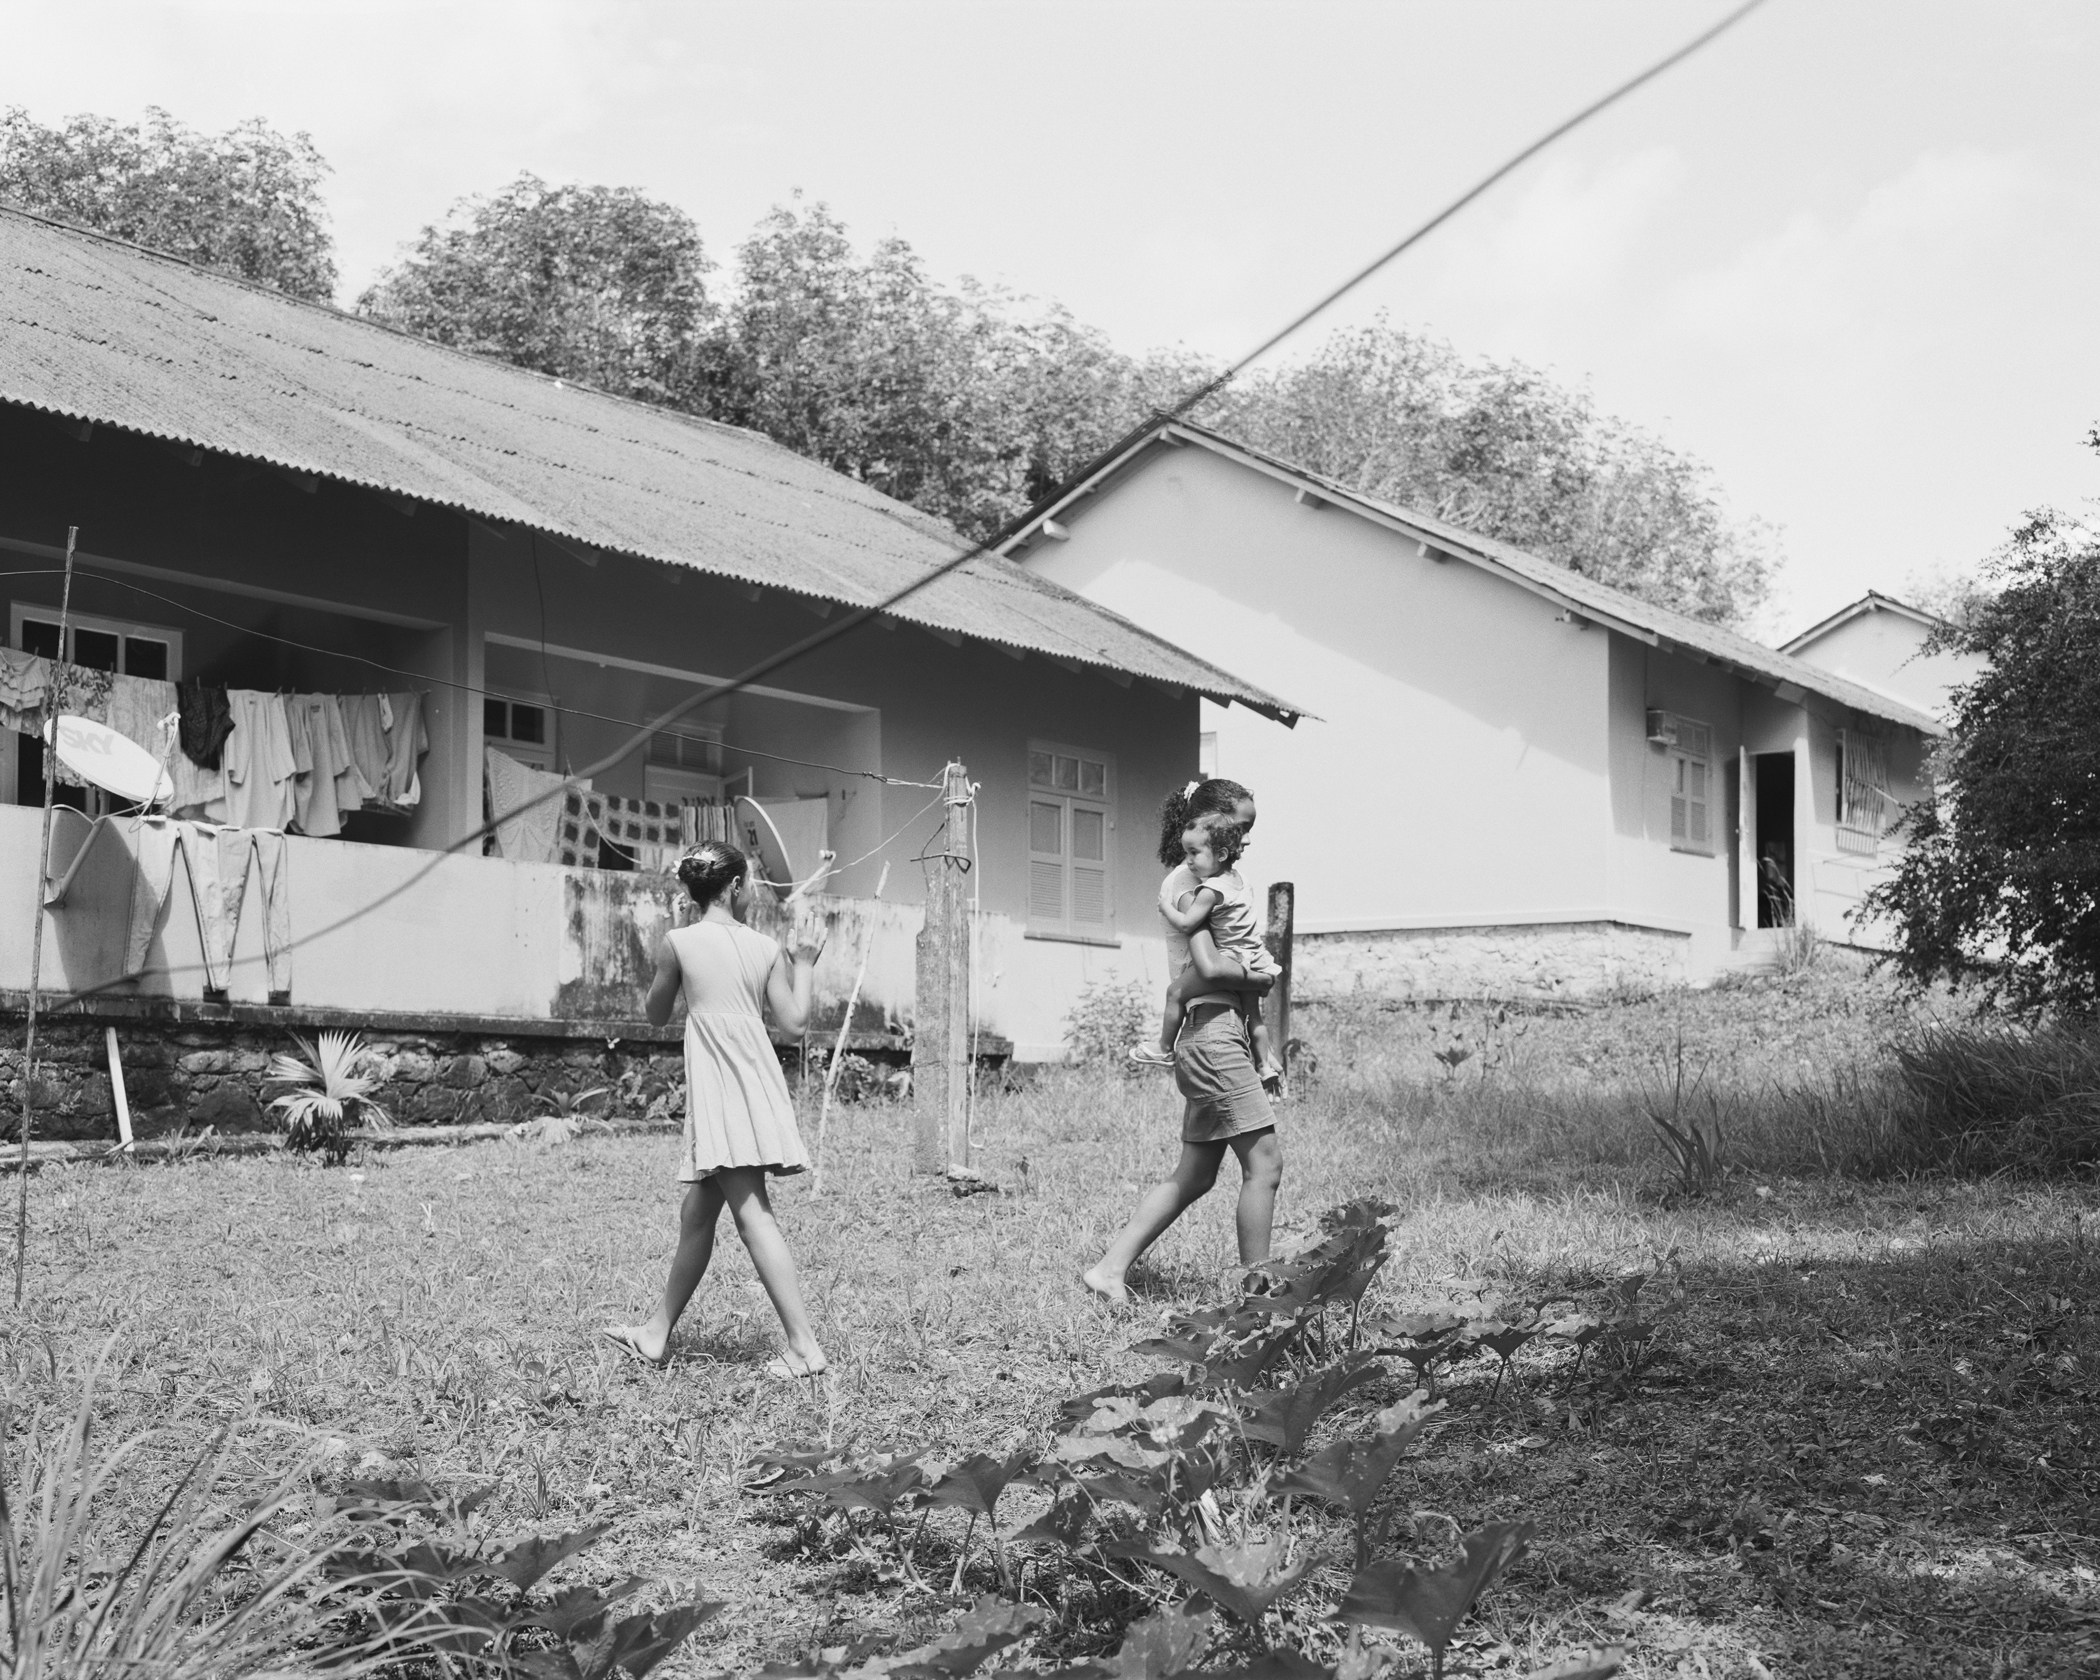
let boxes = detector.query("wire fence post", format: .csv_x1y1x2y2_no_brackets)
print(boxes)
15,526,76,1304
1263,880,1295,1098
912,761,972,1176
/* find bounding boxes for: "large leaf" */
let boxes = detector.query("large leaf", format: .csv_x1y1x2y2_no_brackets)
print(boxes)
525,1577,648,1639
1107,1536,1324,1626
890,1597,1049,1677
926,1450,1036,1521
1059,1372,1187,1424
1200,1322,1306,1391
491,1522,612,1590
1335,1521,1535,1656
1010,1488,1093,1549
1275,1392,1443,1518
573,1598,726,1680
1187,1657,1331,1680
1237,1354,1383,1455
1093,1602,1213,1678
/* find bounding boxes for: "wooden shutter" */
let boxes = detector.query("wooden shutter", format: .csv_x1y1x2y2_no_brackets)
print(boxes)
1028,798,1065,923
1070,803,1109,930
1665,717,1713,854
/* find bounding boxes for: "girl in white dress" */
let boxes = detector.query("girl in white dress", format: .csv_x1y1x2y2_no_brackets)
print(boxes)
603,842,829,1378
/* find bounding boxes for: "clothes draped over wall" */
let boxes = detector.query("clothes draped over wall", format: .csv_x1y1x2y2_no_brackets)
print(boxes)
2,651,428,838
123,817,292,999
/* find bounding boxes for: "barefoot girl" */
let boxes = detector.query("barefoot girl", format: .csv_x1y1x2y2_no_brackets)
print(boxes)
603,841,829,1377
1085,779,1281,1304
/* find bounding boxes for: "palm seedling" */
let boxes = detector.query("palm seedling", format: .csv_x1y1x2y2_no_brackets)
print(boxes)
265,1030,391,1163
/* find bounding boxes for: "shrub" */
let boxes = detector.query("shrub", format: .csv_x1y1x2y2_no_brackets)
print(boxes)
1062,978,1154,1068
264,1030,390,1163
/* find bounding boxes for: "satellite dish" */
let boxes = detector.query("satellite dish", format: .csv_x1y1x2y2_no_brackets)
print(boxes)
44,715,173,806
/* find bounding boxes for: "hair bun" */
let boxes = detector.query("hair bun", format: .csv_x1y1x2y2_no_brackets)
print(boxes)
677,840,748,907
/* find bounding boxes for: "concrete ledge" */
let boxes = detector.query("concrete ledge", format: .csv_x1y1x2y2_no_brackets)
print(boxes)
1296,919,1689,1004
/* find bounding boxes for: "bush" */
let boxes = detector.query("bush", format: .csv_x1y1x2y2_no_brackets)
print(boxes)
1061,977,1154,1068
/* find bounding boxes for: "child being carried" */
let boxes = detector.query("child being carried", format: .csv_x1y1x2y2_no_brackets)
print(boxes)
1131,812,1281,1087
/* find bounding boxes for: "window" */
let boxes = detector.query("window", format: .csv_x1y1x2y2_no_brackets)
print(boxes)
1649,711,1714,855
1199,731,1218,779
12,606,180,681
1836,726,1891,854
484,693,555,770
1027,742,1114,940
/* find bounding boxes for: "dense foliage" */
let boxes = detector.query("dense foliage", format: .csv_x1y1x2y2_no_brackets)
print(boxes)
1866,499,2100,1014
0,105,336,299
362,178,1775,623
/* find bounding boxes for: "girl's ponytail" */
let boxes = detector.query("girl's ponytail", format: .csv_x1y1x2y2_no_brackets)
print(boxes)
1156,784,1197,866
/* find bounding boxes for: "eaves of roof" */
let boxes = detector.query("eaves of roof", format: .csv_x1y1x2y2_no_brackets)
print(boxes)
0,205,1306,725
999,420,1942,738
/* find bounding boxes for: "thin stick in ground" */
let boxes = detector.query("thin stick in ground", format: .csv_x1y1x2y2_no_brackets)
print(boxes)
15,524,77,1305
813,860,888,1196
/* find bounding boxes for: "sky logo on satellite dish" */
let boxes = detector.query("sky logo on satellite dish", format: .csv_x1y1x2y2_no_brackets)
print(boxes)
43,714,174,807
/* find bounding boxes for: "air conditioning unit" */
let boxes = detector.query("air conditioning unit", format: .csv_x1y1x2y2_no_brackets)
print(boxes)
1645,710,1679,747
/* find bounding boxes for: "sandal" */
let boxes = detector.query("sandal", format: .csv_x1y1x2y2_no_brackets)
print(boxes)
600,1325,668,1369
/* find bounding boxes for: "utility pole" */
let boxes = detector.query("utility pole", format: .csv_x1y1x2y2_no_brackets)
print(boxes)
912,761,972,1174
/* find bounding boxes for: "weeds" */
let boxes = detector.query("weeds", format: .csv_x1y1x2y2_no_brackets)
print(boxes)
264,1030,390,1163
1064,979,1156,1069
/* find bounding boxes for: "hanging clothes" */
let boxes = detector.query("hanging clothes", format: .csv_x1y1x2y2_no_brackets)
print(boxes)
379,691,428,810
288,694,358,837
484,746,571,864
222,690,298,831
105,673,179,764
341,694,390,807
177,679,233,769
0,648,48,736
208,828,292,999
47,665,116,790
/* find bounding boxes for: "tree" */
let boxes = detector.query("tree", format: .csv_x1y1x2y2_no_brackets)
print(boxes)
359,174,715,404
1201,322,1777,627
1865,499,2100,1014
0,105,335,300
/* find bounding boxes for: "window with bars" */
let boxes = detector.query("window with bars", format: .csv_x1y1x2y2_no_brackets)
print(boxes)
1027,742,1114,940
1836,726,1891,853
1657,713,1715,855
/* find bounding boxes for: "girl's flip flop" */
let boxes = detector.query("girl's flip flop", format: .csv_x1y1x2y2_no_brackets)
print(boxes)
600,1325,668,1369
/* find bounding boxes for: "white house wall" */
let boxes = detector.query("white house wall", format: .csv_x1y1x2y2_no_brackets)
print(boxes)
1021,446,1616,944
1787,610,1982,719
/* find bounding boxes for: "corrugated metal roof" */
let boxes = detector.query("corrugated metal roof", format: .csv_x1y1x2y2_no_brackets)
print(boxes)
0,207,1303,723
1002,420,1941,737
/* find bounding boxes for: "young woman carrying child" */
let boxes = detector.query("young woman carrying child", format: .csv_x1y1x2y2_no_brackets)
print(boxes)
1084,778,1281,1305
602,841,831,1379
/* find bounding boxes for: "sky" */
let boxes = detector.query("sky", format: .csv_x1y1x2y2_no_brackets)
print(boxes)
7,0,2098,638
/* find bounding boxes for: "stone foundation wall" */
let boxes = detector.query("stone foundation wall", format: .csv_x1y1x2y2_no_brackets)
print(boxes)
0,1014,702,1145
1295,920,1688,1004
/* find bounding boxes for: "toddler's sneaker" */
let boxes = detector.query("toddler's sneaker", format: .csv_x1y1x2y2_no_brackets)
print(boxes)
1128,1044,1174,1067
1260,1057,1287,1098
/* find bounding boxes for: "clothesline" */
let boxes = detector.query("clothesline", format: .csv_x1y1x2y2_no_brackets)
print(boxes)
0,563,947,791
0,648,431,837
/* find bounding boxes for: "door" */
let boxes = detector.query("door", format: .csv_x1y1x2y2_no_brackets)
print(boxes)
1754,751,1796,928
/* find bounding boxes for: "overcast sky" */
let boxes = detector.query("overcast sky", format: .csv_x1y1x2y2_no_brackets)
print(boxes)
9,0,2098,637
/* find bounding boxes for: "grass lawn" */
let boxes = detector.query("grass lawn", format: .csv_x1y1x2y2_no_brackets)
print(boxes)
3,965,2097,1679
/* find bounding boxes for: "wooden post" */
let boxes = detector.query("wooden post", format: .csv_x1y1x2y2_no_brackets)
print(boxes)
1263,881,1295,1095
105,1029,134,1152
912,762,972,1175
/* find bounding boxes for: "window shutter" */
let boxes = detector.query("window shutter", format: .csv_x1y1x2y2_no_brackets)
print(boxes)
1687,758,1709,847
1028,799,1065,923
1070,803,1109,929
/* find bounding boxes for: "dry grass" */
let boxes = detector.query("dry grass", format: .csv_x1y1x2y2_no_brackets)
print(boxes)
1,965,2097,1678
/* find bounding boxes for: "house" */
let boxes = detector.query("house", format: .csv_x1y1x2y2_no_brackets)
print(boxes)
1779,591,1982,721
0,205,1300,1109
999,421,1942,1000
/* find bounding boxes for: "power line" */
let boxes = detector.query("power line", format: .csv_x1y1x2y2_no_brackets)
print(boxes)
17,1,1768,1004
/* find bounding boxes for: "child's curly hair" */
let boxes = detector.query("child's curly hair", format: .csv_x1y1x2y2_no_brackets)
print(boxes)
1194,817,1248,870
1157,778,1253,867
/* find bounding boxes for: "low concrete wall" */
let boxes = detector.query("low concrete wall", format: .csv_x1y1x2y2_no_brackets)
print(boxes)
1295,919,1689,1004
0,807,1161,1062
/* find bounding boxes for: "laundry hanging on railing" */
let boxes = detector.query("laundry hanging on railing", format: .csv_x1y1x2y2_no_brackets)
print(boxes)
0,655,429,836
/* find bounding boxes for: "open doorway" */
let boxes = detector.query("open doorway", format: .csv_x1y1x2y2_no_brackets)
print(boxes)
1754,751,1795,927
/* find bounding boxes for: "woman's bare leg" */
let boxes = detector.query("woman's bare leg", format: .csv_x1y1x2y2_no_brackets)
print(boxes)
621,1177,725,1362
1228,1128,1283,1265
718,1167,826,1374
1082,1141,1227,1303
